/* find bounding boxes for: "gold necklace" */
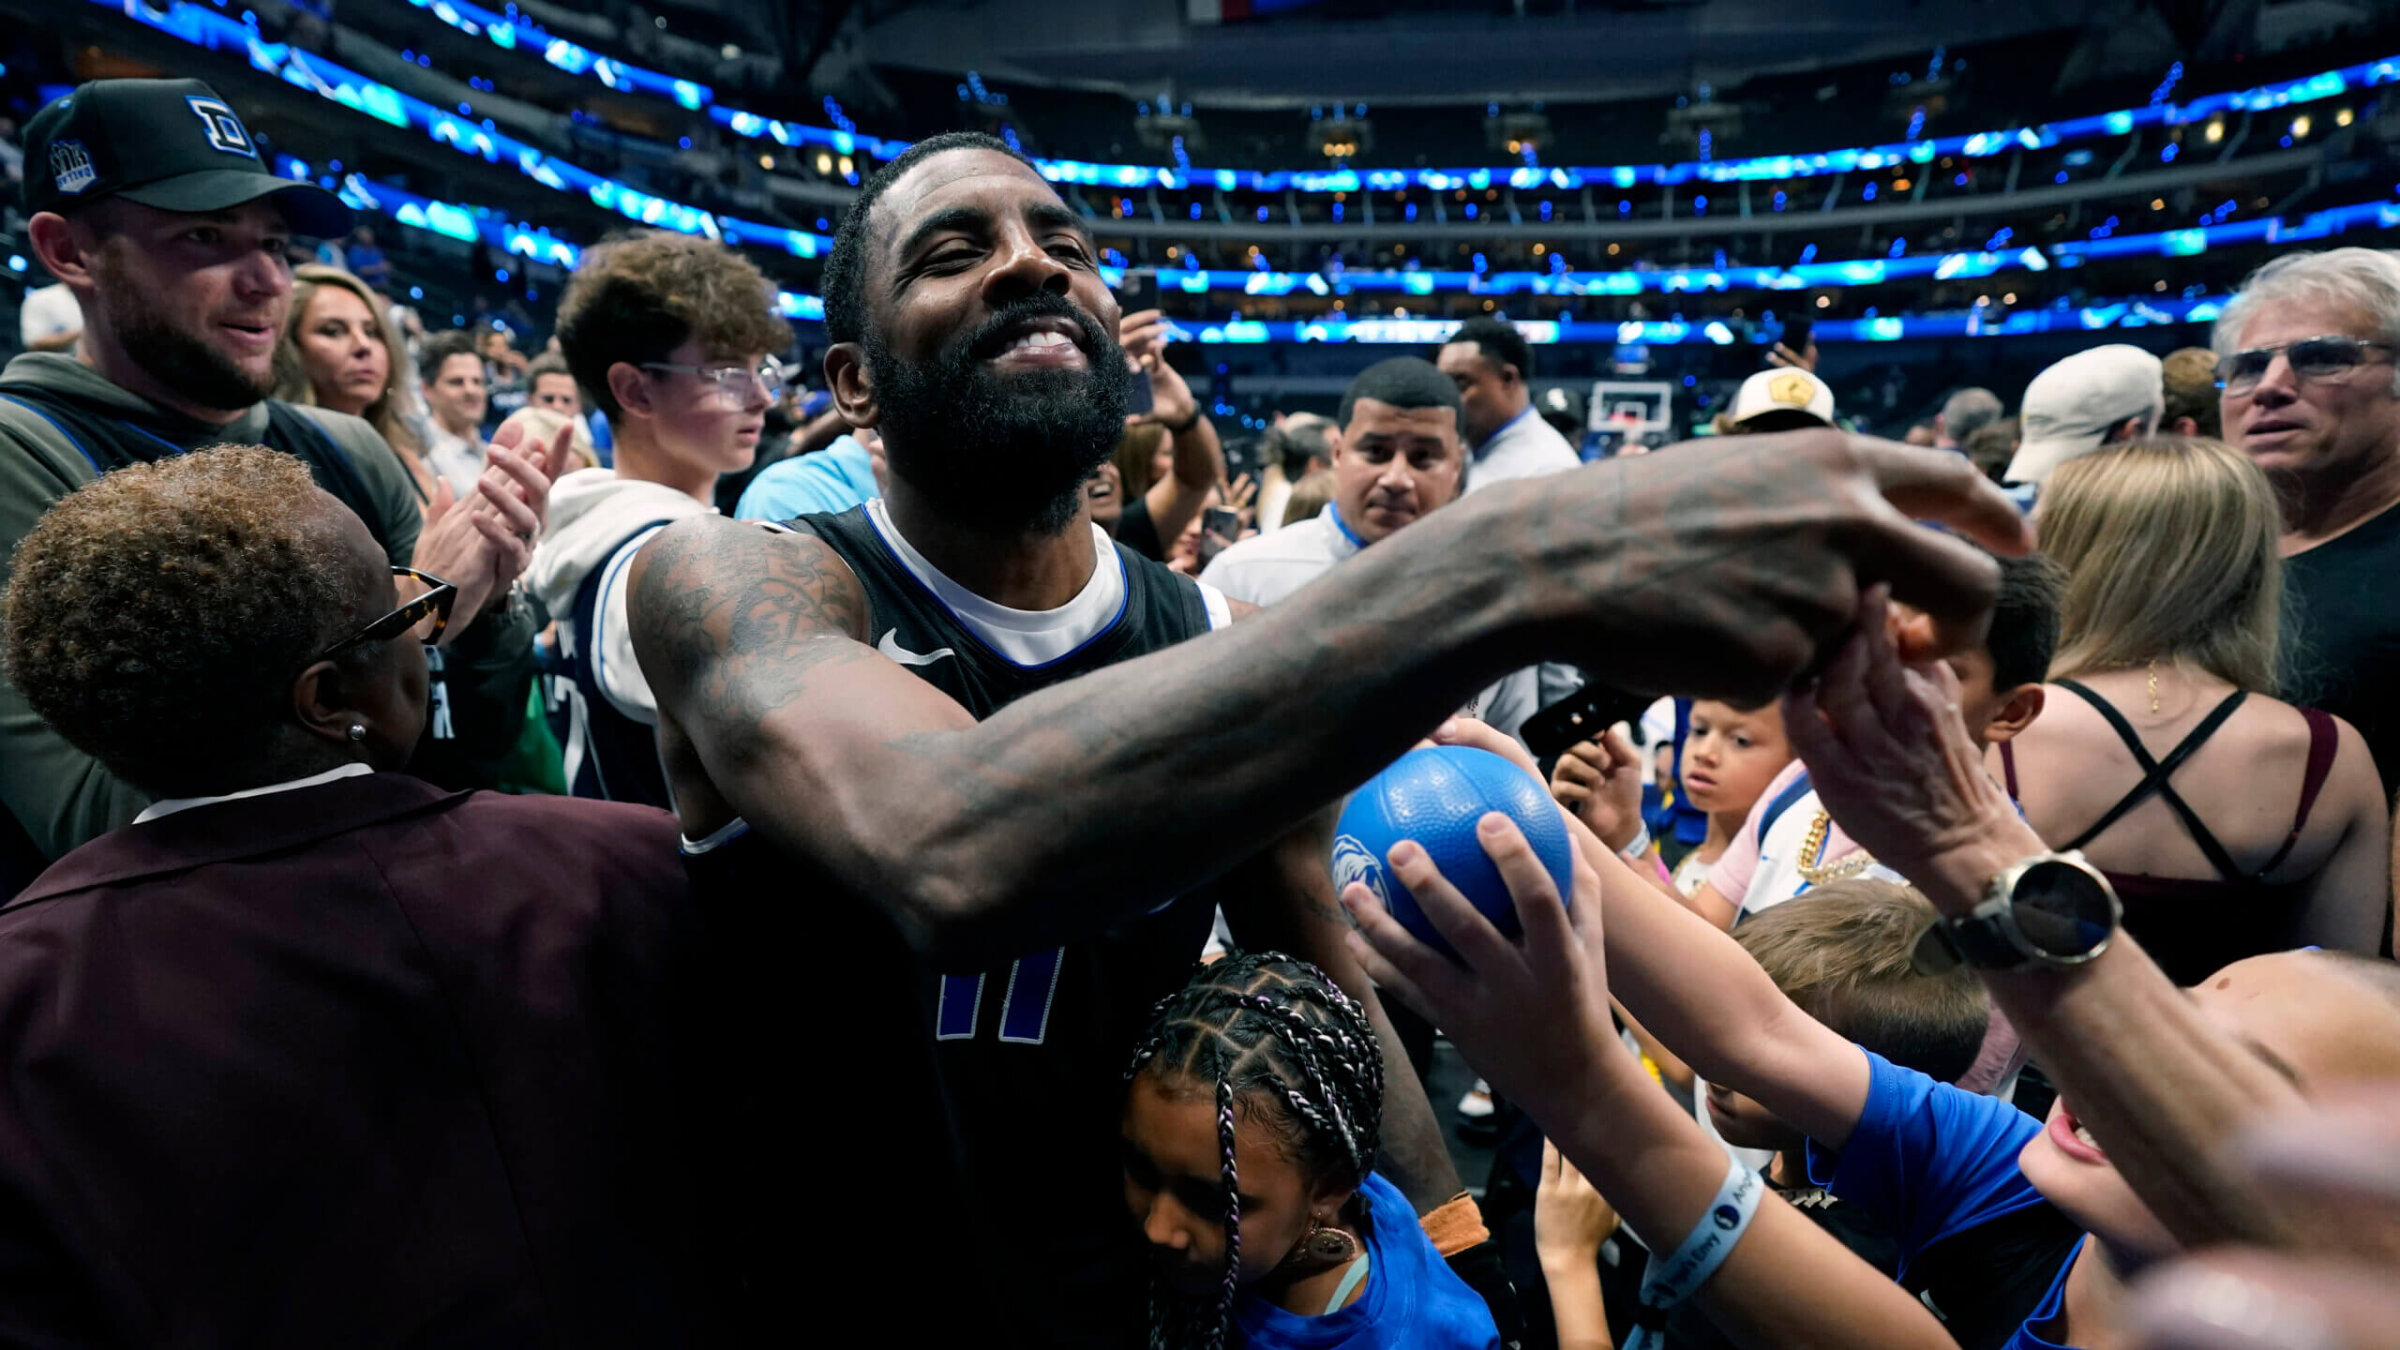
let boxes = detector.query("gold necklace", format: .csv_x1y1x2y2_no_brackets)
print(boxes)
1795,810,1879,886
2148,659,2161,714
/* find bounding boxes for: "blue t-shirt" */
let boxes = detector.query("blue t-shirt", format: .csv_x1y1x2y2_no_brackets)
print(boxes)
1234,1172,1500,1349
735,435,879,522
1806,1050,2086,1350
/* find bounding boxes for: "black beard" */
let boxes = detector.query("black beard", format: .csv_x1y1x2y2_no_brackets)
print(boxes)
104,286,276,414
867,293,1129,536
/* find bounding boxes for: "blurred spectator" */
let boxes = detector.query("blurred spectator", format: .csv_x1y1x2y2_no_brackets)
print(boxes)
2000,437,2389,983
737,425,882,521
2003,344,2163,487
1204,357,1538,738
418,329,490,494
1114,307,1224,563
2160,347,2223,438
1937,387,2003,451
1535,385,1587,452
1437,317,1580,490
536,230,788,806
481,326,530,425
15,281,78,355
522,351,595,471
276,264,434,499
1726,368,1836,433
344,225,390,293
0,446,704,1346
0,117,20,184
0,78,546,866
1282,465,1335,527
1962,417,2021,485
2215,248,2400,791
1903,419,1940,447
1255,411,1337,534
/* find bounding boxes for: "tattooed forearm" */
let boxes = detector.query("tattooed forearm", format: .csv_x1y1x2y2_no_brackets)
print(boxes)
630,517,875,730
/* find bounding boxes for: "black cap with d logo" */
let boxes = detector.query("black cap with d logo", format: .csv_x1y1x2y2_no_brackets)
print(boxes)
18,77,351,237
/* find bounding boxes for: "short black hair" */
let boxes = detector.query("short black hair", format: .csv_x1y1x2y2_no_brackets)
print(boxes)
1444,316,1533,383
1337,357,1464,431
1986,553,2066,690
417,329,480,385
821,132,1041,347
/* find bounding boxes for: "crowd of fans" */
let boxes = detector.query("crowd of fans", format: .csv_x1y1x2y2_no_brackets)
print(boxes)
0,74,2397,1350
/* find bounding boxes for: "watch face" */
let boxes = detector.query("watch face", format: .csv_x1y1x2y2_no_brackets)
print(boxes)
2012,859,2118,960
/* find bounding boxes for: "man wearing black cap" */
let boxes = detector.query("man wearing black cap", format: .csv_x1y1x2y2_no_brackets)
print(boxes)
0,79,551,876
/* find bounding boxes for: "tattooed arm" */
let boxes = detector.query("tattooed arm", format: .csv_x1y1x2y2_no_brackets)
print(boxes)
629,429,2027,969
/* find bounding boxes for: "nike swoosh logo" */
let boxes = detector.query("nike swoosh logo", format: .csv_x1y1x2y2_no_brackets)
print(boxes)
878,629,956,667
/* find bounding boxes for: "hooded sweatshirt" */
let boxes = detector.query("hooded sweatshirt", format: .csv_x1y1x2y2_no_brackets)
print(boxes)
528,468,716,804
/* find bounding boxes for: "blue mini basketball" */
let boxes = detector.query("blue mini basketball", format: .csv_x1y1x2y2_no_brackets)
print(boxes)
1331,745,1577,960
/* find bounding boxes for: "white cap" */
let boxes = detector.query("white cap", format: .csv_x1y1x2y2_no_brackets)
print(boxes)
2005,344,2164,486
1728,368,1835,429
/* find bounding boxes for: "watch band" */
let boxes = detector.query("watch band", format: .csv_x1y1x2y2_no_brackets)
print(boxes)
1914,849,2119,973
1162,408,1204,433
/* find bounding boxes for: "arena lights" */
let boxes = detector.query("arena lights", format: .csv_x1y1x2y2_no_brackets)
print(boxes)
90,0,832,260
387,0,2396,196
400,0,708,109
270,155,827,321
1178,295,2226,345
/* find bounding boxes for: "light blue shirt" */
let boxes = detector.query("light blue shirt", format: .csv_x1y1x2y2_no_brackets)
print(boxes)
735,435,879,522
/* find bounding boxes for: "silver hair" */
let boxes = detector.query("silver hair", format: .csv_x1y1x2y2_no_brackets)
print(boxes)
2213,248,2400,396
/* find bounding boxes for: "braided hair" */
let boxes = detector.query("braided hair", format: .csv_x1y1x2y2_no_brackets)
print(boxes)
1123,951,1386,1350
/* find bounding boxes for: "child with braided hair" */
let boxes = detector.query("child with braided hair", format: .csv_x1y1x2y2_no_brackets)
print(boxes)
1122,952,1502,1350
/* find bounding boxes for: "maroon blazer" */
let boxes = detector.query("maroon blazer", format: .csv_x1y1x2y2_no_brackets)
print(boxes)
0,773,708,1348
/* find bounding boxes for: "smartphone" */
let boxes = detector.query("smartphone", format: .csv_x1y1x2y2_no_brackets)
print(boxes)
1780,316,1814,358
1197,505,1242,567
1122,269,1160,417
1519,682,1657,764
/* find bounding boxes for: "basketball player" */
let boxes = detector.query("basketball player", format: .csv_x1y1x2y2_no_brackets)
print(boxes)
628,133,2026,1345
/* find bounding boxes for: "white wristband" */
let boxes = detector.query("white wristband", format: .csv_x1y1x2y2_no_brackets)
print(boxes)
1620,822,1653,860
1624,1157,1764,1350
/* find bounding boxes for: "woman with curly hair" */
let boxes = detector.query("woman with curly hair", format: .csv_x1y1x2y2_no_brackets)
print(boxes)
0,445,701,1345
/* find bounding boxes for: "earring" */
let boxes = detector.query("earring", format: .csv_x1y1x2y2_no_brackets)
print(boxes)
1300,1219,1360,1266
348,723,367,742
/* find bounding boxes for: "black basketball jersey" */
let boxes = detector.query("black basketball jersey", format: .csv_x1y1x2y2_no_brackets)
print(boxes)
684,502,1225,1348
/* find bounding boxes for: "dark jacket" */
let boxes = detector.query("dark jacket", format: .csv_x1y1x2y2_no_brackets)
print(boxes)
0,353,539,876
0,772,708,1348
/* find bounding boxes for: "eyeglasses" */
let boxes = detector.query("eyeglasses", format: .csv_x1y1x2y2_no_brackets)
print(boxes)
640,361,774,409
2216,336,2398,395
317,567,457,662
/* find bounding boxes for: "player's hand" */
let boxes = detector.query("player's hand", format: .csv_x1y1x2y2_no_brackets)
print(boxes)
1341,807,1619,1120
1550,729,1645,854
1511,429,2031,708
1767,340,1818,372
2126,1086,2400,1350
1536,1138,1620,1268
1782,585,2041,916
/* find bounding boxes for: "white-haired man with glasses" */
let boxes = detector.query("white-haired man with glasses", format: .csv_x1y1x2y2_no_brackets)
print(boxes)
2216,246,2400,790
530,230,792,806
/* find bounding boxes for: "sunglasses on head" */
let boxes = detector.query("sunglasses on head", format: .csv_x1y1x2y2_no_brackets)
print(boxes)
2216,335,2397,395
316,567,457,663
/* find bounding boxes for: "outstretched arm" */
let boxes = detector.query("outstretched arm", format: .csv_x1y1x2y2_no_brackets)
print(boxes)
1436,717,1872,1146
630,433,2028,970
1790,590,2321,1256
1344,813,1954,1350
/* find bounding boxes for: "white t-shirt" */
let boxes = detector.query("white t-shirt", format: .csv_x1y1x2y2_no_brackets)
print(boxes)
18,283,80,350
1200,504,1540,738
1465,406,1581,492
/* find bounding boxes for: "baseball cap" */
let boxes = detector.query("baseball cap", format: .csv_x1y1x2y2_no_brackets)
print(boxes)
1728,367,1835,431
1537,384,1587,429
2004,344,2164,486
21,78,350,236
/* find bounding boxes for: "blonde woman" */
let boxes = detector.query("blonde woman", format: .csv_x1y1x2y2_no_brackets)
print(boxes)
1998,437,2389,981
276,264,436,500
